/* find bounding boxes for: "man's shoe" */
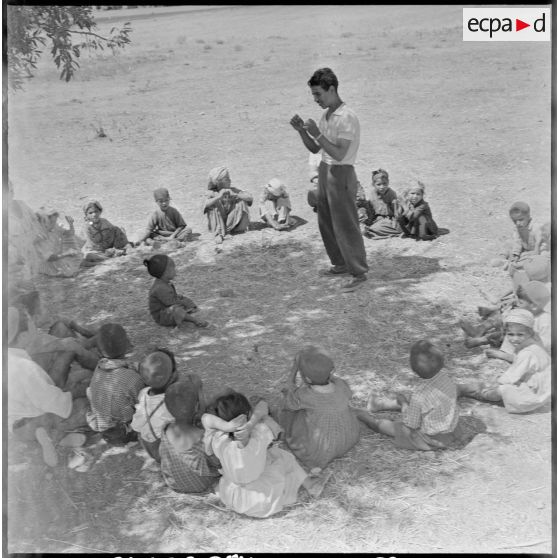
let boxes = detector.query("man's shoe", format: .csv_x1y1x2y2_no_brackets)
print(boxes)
319,266,349,277
341,275,367,291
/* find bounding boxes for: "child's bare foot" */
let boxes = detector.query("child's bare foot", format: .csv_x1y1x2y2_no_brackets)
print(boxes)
464,336,488,349
195,320,209,328
304,470,332,498
367,393,384,413
35,427,58,467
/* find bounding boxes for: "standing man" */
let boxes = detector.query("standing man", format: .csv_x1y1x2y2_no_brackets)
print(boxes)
290,68,368,291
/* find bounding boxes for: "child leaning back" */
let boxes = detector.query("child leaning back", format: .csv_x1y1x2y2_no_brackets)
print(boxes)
144,254,209,329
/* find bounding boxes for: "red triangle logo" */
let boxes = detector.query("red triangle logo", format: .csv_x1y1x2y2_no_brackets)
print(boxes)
516,19,530,31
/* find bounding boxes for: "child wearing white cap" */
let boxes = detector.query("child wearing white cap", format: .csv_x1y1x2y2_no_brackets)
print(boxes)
458,309,551,414
259,178,292,231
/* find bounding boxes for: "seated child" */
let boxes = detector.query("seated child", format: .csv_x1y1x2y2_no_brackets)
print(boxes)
259,178,293,231
86,323,145,445
355,340,461,451
9,291,99,389
398,182,439,241
7,307,89,467
516,282,551,354
458,309,551,414
144,254,209,329
81,200,130,265
202,166,253,244
508,202,541,262
362,169,402,239
131,348,178,462
279,345,360,470
159,378,223,493
134,187,193,246
202,391,331,518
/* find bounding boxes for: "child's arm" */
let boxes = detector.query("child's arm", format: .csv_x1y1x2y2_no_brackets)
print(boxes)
232,187,253,206
168,226,185,239
201,412,247,432
234,399,269,444
284,356,299,389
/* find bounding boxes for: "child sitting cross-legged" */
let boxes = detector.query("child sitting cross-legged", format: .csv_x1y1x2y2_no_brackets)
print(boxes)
397,182,440,241
134,188,193,247
159,376,223,494
86,323,145,445
202,391,331,518
278,345,360,471
355,340,462,451
144,254,209,330
81,200,131,266
458,309,551,414
131,348,178,462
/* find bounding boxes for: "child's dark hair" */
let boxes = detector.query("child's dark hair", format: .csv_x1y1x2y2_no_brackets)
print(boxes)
213,391,252,422
97,323,132,359
308,67,338,91
165,380,200,425
143,254,171,279
409,340,444,379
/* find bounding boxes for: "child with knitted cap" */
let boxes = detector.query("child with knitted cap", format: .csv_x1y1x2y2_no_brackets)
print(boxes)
86,323,145,445
279,345,360,469
458,309,551,414
355,340,462,451
131,348,178,461
81,200,131,266
144,254,209,329
259,178,293,231
397,182,439,241
134,187,193,247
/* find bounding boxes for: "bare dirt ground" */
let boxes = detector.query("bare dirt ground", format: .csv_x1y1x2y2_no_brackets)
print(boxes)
6,5,553,554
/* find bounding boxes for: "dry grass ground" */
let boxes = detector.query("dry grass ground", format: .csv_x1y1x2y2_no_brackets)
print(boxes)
6,5,552,554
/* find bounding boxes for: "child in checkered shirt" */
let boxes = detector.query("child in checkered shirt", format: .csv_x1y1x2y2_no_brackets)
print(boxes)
355,340,462,451
159,377,222,493
86,323,145,445
131,348,178,462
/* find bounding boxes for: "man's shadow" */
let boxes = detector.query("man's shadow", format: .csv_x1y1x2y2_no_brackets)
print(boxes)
249,215,308,232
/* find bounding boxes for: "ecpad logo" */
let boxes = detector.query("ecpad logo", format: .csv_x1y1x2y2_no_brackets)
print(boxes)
463,8,550,41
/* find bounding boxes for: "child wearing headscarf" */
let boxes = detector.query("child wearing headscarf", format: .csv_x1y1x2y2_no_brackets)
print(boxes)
134,188,193,246
86,323,145,445
397,181,439,241
81,200,130,265
202,166,253,244
144,254,209,329
458,309,551,414
362,169,402,239
279,346,360,470
259,178,293,231
355,341,464,451
131,348,179,461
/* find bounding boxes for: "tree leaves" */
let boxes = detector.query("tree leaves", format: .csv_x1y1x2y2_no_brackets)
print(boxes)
7,6,133,90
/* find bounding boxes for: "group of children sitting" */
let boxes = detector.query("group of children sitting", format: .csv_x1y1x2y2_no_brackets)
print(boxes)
7,160,552,519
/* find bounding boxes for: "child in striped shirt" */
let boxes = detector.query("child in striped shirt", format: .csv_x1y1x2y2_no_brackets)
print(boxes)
86,323,144,445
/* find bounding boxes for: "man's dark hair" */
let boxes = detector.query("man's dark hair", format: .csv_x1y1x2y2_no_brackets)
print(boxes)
308,67,338,91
